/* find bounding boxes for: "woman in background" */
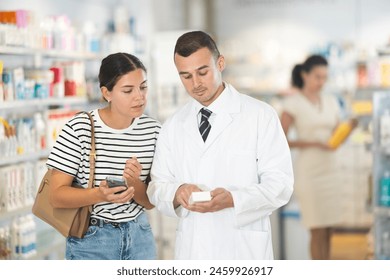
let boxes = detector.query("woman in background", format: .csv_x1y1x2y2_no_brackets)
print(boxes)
46,53,161,260
280,55,355,260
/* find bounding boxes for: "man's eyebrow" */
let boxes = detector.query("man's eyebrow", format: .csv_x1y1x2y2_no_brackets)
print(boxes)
179,65,209,75
197,65,208,71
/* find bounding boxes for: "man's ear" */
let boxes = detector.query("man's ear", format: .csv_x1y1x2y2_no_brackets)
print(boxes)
217,55,226,72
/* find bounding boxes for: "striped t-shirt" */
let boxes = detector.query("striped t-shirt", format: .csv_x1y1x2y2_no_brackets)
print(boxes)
46,109,161,222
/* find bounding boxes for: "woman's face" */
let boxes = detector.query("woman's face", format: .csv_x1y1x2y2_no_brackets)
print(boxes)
105,68,147,119
302,65,328,93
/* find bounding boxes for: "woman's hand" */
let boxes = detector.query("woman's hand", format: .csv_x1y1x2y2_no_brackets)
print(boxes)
98,180,135,203
312,142,334,150
123,157,142,183
122,157,155,209
350,118,358,130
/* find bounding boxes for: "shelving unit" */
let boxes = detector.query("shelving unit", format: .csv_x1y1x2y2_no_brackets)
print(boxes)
0,149,50,167
0,46,101,60
0,44,101,260
372,91,390,259
0,96,90,112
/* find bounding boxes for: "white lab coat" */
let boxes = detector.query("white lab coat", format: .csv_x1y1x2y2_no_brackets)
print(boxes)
147,84,294,259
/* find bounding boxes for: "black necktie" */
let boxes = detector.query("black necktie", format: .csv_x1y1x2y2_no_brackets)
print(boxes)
199,108,212,142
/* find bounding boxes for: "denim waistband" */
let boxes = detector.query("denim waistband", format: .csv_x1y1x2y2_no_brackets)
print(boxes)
89,218,123,228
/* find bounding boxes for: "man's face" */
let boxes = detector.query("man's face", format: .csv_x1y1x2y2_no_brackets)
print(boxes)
174,47,225,106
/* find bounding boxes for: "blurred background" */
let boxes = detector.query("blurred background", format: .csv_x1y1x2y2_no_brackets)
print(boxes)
1,0,390,260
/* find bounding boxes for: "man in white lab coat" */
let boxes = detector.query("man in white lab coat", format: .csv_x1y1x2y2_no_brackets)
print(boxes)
147,31,294,260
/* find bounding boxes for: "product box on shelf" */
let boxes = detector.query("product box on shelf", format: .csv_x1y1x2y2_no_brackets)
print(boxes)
0,60,4,102
2,68,14,102
12,67,24,100
373,91,390,259
379,171,390,207
47,109,79,149
0,163,36,213
0,165,21,212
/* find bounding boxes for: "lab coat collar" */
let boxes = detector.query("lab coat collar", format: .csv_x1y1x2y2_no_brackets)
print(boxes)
183,83,241,150
192,82,241,114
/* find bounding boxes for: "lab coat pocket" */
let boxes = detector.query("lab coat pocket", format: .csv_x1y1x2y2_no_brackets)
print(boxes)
227,149,258,186
235,229,272,259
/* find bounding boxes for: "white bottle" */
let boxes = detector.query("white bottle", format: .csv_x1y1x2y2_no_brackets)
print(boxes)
26,214,37,257
0,121,5,157
0,227,5,260
18,216,29,258
4,225,11,260
11,218,20,258
24,163,35,206
380,109,390,152
34,113,47,151
0,60,4,102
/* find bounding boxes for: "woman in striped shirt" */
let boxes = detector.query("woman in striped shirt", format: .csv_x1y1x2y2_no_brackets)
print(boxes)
46,53,161,260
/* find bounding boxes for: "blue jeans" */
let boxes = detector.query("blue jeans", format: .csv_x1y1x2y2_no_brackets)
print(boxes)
65,212,156,260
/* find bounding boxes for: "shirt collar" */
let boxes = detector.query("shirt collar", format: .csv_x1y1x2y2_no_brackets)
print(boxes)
194,82,229,115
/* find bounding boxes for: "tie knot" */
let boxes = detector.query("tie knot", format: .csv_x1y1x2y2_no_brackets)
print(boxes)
200,108,212,119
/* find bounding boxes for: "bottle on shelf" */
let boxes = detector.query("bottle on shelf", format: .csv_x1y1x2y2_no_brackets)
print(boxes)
380,109,390,153
0,60,4,102
34,112,47,151
24,214,37,258
0,227,11,260
0,117,5,156
11,218,21,259
379,171,390,207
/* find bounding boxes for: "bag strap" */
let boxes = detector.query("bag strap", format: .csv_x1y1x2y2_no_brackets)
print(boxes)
76,111,96,189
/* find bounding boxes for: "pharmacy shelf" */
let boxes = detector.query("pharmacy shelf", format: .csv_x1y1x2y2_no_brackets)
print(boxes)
377,47,390,56
11,227,66,260
0,45,101,60
0,206,33,222
372,91,390,259
0,97,90,112
0,149,50,167
29,239,65,260
31,228,65,260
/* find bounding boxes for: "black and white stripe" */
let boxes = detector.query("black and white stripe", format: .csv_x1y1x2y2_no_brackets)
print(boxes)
199,108,212,142
46,109,161,222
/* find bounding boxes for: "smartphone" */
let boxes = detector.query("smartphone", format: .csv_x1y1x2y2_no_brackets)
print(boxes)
106,176,127,194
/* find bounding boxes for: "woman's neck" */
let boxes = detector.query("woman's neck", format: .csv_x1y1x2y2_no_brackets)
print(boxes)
301,88,321,104
99,107,134,129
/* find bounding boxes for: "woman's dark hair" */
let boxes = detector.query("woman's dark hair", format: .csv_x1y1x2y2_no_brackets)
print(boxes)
291,55,328,89
174,30,220,61
99,52,146,91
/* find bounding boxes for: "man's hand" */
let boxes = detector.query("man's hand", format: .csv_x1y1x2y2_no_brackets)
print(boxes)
173,184,202,209
174,184,234,213
188,188,234,213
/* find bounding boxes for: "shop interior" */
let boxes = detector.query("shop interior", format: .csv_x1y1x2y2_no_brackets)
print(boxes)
1,0,390,260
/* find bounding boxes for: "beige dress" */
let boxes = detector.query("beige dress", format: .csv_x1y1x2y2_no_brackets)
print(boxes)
283,93,343,229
